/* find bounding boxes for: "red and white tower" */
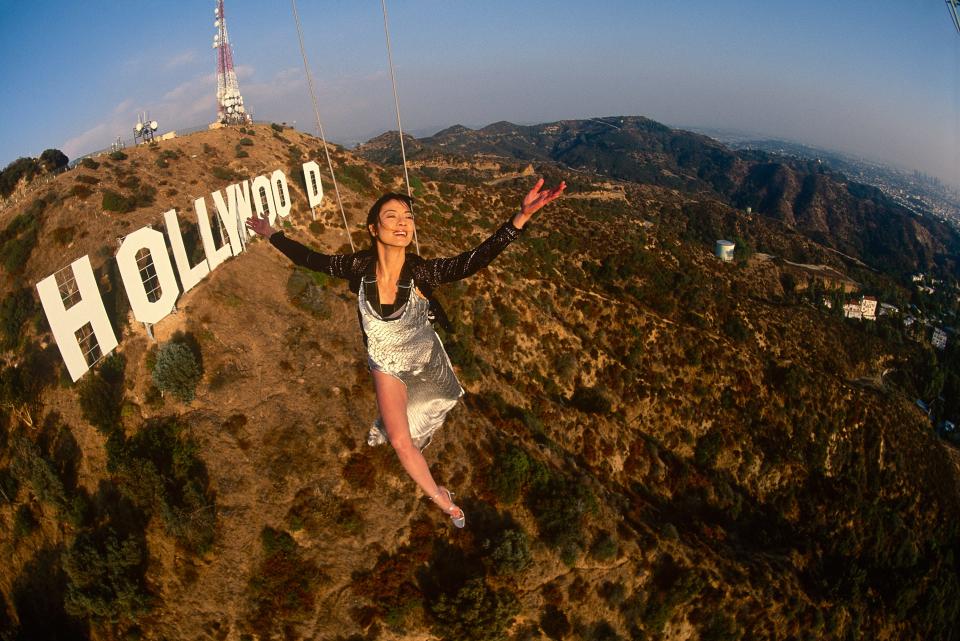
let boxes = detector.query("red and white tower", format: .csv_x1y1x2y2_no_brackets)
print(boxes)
212,0,251,125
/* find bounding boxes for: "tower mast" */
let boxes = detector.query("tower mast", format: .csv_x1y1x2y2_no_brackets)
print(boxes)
213,0,251,125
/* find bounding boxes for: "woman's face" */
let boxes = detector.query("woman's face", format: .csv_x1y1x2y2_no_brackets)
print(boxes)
370,199,415,248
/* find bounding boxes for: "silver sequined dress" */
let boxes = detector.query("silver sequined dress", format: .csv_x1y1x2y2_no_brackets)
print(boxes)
268,219,523,448
359,279,464,448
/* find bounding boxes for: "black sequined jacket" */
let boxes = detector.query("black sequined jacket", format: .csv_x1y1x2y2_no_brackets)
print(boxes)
268,219,524,331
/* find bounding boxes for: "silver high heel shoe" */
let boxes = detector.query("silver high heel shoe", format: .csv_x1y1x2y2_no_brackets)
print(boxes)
432,486,465,528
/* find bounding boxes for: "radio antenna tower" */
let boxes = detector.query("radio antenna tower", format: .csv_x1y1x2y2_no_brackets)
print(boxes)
949,0,960,34
212,0,251,125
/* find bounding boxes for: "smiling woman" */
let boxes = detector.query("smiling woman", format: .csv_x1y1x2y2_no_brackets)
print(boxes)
245,178,565,528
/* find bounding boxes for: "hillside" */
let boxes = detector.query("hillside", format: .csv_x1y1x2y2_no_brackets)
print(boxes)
1,121,959,641
358,117,960,281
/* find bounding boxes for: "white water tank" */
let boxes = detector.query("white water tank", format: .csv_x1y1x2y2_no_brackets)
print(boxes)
715,240,735,262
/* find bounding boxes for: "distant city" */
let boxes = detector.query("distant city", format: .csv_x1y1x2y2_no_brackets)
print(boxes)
687,127,960,228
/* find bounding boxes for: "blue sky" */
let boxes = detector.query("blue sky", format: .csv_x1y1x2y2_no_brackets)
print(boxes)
1,1,958,184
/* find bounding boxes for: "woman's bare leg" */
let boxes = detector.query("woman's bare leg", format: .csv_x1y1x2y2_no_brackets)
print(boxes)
372,370,461,517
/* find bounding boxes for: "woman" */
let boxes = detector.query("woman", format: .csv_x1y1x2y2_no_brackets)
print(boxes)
245,178,565,527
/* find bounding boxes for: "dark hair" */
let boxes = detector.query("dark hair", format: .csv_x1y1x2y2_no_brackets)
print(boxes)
366,192,414,244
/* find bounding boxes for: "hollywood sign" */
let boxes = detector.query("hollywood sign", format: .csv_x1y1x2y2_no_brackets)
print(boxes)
35,161,327,382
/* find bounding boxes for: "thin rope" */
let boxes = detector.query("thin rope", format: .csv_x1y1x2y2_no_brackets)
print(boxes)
291,0,355,252
380,0,420,255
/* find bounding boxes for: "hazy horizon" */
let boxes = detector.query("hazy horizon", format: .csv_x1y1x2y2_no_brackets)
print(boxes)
2,1,959,186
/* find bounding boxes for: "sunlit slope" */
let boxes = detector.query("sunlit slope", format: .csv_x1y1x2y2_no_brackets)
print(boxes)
0,121,957,640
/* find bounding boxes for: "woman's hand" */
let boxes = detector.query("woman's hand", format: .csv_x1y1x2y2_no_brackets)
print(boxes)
513,178,566,229
245,212,276,238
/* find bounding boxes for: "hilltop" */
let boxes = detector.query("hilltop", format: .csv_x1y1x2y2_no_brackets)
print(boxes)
1,119,959,640
358,116,960,281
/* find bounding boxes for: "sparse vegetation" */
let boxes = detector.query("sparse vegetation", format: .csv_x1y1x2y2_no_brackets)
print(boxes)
101,189,136,213
247,527,323,635
428,578,519,641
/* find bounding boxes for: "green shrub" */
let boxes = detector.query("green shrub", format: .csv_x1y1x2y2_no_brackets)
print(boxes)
286,269,331,318
101,189,135,213
108,150,127,161
75,174,99,185
722,315,750,342
51,227,76,247
599,581,627,607
0,342,55,408
239,138,254,146
487,528,532,574
527,471,596,563
0,197,46,273
69,184,92,200
154,157,168,169
133,185,156,208
235,148,249,159
0,157,40,198
40,149,69,172
589,530,619,561
640,556,705,634
111,417,216,552
80,158,100,170
151,342,201,402
10,434,67,510
409,175,425,197
270,123,284,132
62,528,152,623
490,445,532,504
13,504,39,539
700,611,742,641
78,354,126,434
588,621,622,641
338,164,374,194
212,166,240,181
570,384,612,414
429,578,519,641
247,527,322,633
0,229,39,273
540,604,571,640
0,288,36,350
695,430,724,468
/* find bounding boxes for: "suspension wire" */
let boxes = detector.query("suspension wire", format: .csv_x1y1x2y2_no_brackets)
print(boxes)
291,0,355,252
380,0,420,255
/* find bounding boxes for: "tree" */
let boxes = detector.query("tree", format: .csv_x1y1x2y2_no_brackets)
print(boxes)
151,342,201,402
39,149,69,172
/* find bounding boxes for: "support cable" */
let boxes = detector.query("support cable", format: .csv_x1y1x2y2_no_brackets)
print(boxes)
380,0,420,254
291,0,355,252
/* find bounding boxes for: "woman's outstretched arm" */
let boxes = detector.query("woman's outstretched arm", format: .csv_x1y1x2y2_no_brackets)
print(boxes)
419,178,566,285
245,211,368,279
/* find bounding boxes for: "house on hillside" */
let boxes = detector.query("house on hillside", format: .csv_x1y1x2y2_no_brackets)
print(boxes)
932,327,948,350
879,303,899,316
861,296,878,321
844,302,863,319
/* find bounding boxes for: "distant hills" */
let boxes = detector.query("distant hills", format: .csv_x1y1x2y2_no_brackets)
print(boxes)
358,116,960,280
